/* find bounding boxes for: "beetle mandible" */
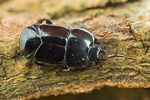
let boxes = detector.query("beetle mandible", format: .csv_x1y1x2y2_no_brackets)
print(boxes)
19,18,107,69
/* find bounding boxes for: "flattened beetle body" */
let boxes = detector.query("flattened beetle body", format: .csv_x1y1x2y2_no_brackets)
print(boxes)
20,18,107,69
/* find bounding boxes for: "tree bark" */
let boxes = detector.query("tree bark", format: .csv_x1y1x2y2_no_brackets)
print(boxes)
0,0,150,100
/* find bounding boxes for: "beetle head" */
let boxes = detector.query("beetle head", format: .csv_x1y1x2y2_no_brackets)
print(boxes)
88,45,107,61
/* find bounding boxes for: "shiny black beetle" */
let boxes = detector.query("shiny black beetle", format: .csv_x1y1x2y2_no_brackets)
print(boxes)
20,18,107,69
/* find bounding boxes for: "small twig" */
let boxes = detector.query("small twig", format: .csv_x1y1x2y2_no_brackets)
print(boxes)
102,31,113,41
129,24,138,41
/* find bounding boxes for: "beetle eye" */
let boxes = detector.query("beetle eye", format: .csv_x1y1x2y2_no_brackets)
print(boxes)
98,49,108,60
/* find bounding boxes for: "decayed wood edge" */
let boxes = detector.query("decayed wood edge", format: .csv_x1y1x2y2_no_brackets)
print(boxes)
0,13,150,100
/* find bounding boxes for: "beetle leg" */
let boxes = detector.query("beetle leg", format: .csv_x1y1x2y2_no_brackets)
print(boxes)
89,61,95,67
67,26,70,29
81,61,95,71
37,18,53,24
44,18,53,24
34,61,46,68
62,68,70,71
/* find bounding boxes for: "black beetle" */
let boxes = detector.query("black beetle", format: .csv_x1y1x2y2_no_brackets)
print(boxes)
19,18,107,69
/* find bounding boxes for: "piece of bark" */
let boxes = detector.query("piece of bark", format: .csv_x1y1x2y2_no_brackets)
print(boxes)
0,14,150,100
0,1,150,100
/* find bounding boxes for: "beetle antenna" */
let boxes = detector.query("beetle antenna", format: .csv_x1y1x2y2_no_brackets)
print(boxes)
44,18,53,24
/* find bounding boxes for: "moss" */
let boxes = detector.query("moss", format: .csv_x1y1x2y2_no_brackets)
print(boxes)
15,91,22,95
27,75,38,79
77,72,90,80
5,85,14,91
18,86,24,91
13,78,27,84
140,54,150,63
110,0,128,4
